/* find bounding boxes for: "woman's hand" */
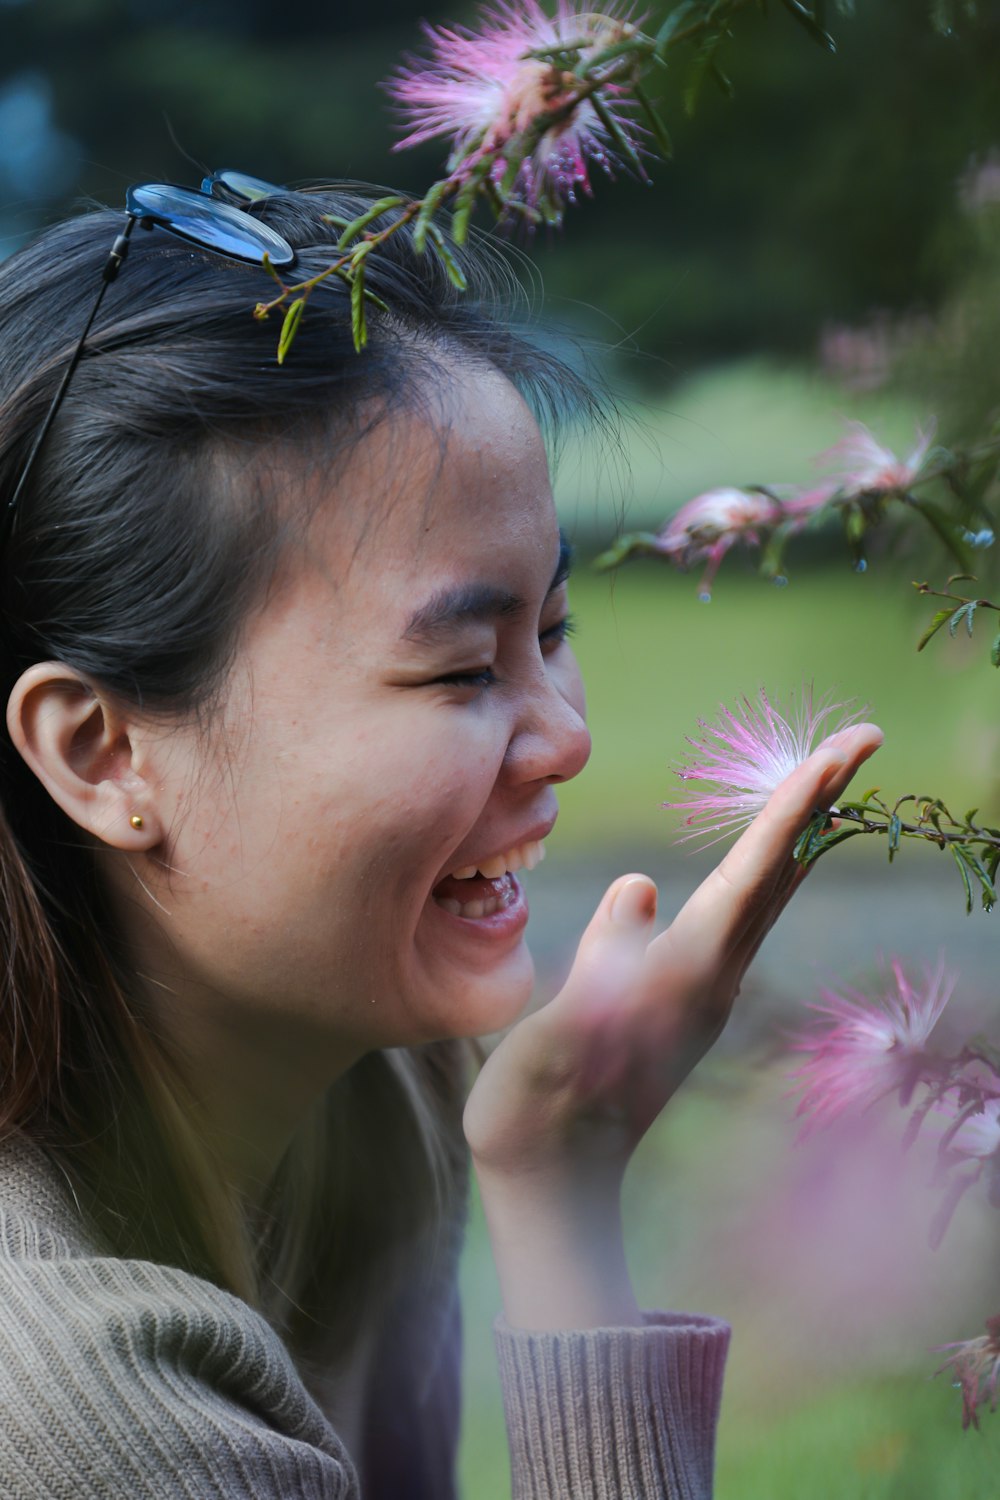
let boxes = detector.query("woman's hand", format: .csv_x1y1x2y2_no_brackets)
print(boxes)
464,722,883,1330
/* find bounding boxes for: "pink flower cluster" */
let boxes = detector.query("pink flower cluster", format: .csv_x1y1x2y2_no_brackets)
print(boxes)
935,1316,1000,1430
387,0,644,219
653,487,780,601
650,420,934,597
788,959,955,1131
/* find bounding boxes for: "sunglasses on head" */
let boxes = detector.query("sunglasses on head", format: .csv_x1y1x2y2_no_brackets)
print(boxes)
6,170,297,531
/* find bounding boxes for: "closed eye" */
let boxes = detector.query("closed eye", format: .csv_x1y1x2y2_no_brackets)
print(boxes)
434,615,575,691
435,665,499,689
540,614,576,651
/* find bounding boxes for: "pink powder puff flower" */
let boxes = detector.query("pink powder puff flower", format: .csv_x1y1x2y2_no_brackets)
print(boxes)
654,486,781,600
814,419,935,500
663,686,864,845
788,958,955,1132
386,0,644,218
934,1315,1000,1430
934,1084,1000,1161
780,420,936,524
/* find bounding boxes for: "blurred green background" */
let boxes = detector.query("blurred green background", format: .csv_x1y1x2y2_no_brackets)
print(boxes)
5,0,1000,1488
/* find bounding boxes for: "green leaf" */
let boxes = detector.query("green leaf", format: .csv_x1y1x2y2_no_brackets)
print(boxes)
793,811,830,866
361,285,389,314
575,37,649,76
276,297,306,366
709,62,735,99
917,608,954,651
887,813,902,861
350,274,366,352
413,179,452,255
654,1,700,54
499,141,530,198
953,843,997,913
845,506,867,543
450,176,481,245
971,856,996,913
683,34,725,116
335,196,406,252
634,83,673,159
778,0,837,50
908,497,974,572
426,223,468,291
991,630,1000,667
948,600,978,638
799,825,864,866
951,844,975,914
348,242,374,352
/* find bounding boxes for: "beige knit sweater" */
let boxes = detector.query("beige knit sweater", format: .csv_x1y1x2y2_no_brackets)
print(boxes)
0,1135,730,1499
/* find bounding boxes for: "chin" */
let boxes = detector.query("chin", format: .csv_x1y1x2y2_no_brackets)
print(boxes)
419,942,536,1044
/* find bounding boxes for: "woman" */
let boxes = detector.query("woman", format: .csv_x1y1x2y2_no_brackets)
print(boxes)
0,178,880,1498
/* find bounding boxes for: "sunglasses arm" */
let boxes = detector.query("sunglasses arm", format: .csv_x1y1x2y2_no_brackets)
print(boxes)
5,216,138,525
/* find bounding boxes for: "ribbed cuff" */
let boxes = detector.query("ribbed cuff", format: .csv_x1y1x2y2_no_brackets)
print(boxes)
494,1311,731,1500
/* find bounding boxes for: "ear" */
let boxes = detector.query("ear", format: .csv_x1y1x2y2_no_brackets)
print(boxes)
6,664,162,850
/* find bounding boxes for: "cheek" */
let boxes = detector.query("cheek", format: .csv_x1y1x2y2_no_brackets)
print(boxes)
307,723,503,891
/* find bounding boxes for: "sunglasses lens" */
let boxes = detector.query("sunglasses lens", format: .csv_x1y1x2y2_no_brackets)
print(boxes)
203,170,284,204
125,184,296,268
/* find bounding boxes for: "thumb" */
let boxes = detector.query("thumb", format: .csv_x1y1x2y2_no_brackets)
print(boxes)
551,874,658,1024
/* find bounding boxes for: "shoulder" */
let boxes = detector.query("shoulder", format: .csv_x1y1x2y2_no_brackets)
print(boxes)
0,1134,357,1500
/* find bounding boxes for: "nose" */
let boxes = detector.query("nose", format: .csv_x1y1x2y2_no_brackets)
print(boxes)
502,662,591,787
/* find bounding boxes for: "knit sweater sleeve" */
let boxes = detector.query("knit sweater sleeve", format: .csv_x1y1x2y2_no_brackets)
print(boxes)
0,1243,358,1500
494,1312,731,1500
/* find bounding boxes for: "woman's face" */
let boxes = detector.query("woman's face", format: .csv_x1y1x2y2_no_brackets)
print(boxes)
130,364,590,1060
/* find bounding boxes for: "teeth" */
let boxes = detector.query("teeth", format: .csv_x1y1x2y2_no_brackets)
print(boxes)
447,838,546,883
434,882,519,919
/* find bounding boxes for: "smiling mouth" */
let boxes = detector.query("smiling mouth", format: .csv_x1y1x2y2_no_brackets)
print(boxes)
431,838,546,919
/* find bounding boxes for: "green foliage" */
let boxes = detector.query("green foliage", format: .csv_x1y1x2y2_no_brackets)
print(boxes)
276,296,305,365
5,0,998,373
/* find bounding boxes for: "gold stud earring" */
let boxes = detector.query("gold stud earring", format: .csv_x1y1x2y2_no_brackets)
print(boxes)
129,814,144,831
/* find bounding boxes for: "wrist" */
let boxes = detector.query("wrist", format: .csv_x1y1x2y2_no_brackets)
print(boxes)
475,1160,642,1332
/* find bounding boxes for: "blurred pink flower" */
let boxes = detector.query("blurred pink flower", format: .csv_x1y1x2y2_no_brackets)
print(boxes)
814,420,935,500
386,0,643,217
935,1315,1000,1430
664,686,862,844
935,1085,1000,1161
654,487,781,599
789,958,955,1131
780,420,936,523
819,319,893,393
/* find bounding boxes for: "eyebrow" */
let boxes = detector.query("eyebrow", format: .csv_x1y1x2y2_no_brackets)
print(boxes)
402,530,573,645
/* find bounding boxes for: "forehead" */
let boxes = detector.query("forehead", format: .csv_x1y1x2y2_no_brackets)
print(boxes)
320,364,558,592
